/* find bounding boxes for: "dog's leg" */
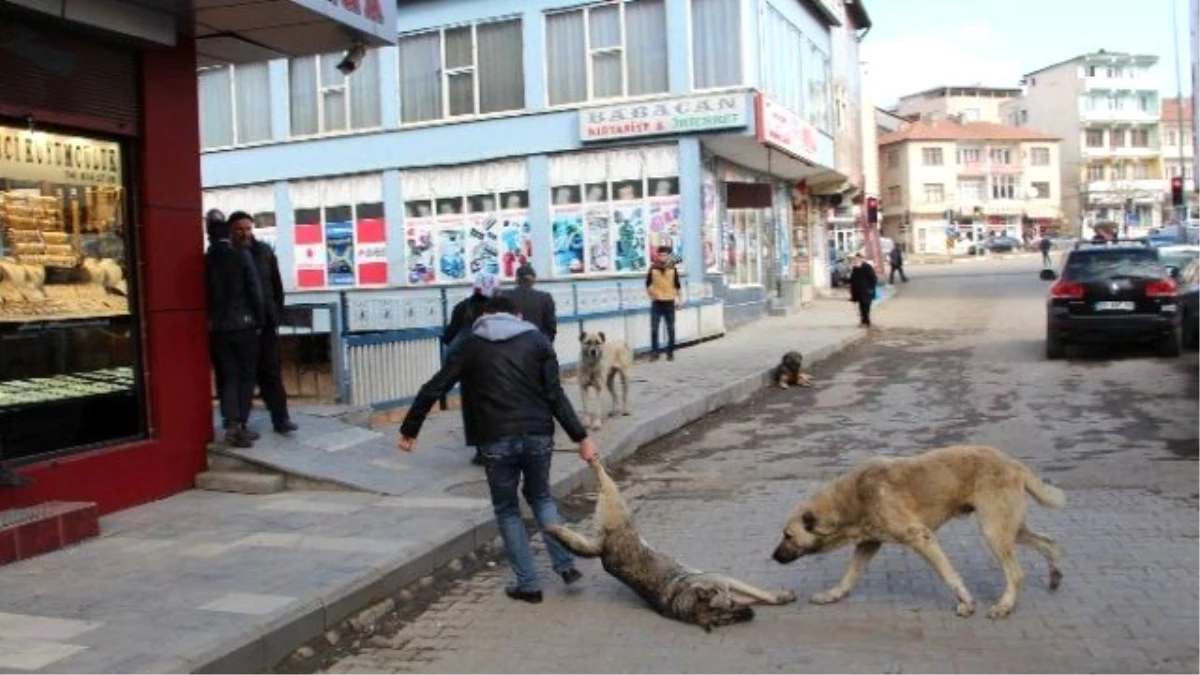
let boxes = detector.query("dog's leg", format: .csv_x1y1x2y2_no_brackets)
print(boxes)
903,527,977,617
543,524,603,558
1017,525,1063,591
797,372,813,387
810,540,881,605
592,463,634,525
583,385,601,430
619,369,630,416
605,368,620,418
977,500,1027,619
710,575,797,606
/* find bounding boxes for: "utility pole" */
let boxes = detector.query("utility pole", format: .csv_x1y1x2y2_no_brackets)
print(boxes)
1171,0,1187,224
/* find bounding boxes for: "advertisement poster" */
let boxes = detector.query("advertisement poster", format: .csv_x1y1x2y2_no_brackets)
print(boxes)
498,207,532,280
437,229,468,282
404,200,436,285
551,205,585,276
324,207,355,287
354,202,387,286
294,208,326,289
703,181,719,272
586,207,612,273
612,203,647,272
467,214,502,277
647,195,682,262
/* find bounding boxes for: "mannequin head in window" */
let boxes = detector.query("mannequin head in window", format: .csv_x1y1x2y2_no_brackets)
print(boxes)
651,178,678,197
585,183,607,203
553,186,580,206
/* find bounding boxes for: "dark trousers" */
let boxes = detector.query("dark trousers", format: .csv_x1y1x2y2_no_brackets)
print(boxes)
650,300,677,356
1041,251,1051,267
857,299,872,326
257,325,290,425
213,329,259,428
889,264,908,284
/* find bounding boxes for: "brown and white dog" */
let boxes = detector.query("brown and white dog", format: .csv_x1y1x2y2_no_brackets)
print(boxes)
772,445,1065,619
770,351,812,389
578,331,633,430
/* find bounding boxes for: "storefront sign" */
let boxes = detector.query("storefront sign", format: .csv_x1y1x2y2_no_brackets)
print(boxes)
0,126,121,186
580,94,749,142
287,0,398,43
755,94,820,165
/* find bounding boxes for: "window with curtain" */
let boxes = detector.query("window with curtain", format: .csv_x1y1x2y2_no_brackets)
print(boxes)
691,0,741,89
545,0,668,106
288,50,382,137
759,6,805,116
398,18,524,124
198,63,273,149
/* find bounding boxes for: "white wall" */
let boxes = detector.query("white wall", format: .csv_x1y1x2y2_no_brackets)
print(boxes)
1018,62,1084,228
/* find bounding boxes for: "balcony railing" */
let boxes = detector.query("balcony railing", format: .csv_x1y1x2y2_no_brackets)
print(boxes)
958,161,985,175
988,162,1024,175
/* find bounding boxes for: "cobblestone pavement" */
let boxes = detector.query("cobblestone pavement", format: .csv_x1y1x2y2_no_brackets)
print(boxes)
324,260,1199,674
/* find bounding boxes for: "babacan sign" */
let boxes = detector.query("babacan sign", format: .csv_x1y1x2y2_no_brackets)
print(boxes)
580,93,749,142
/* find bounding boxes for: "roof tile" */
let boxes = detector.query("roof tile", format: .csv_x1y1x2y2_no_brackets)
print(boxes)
878,119,1060,145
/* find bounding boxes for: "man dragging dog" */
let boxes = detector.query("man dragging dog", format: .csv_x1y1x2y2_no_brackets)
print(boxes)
398,296,598,603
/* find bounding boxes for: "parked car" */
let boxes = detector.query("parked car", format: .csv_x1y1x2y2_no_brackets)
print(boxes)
1045,240,1182,359
1179,259,1200,349
984,235,1022,253
1157,244,1200,280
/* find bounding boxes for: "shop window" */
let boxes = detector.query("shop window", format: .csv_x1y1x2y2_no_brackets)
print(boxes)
0,124,144,462
198,63,273,149
691,0,742,89
546,0,669,106
702,163,721,273
289,175,389,288
289,50,382,137
399,18,525,124
401,160,531,283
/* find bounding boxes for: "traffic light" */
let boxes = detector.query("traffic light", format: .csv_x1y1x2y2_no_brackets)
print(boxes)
1171,176,1184,207
866,196,878,225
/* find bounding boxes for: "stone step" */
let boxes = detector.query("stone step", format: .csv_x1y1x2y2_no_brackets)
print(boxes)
1,502,99,566
195,471,285,495
206,453,269,473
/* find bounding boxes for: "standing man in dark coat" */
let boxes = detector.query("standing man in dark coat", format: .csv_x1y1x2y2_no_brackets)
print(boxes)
206,213,264,447
888,245,908,284
848,253,878,327
229,211,297,435
503,264,556,342
442,272,499,465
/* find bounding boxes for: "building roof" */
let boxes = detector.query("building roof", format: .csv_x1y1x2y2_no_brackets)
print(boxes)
897,85,1023,102
1161,97,1195,125
878,118,1059,146
1022,50,1158,79
845,0,871,29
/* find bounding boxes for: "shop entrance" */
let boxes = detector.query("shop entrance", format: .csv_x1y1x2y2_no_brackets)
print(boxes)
724,182,774,289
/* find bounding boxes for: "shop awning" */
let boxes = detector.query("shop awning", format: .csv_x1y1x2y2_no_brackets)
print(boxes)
5,0,398,65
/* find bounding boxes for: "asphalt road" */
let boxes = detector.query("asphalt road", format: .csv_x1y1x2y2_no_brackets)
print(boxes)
320,257,1199,674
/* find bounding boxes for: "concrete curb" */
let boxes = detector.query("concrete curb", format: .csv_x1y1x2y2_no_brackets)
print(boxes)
187,328,872,673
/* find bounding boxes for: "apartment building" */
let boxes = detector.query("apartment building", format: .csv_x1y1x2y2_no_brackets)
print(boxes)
878,118,1062,255
1162,97,1197,218
1002,50,1164,234
893,85,1022,124
196,0,872,409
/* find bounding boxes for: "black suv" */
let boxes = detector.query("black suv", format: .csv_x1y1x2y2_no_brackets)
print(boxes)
1045,239,1182,359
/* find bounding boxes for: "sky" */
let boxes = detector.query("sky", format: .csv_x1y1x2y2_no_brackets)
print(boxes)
861,0,1195,109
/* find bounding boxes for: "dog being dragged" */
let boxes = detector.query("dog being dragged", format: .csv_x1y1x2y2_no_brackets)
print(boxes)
545,460,796,631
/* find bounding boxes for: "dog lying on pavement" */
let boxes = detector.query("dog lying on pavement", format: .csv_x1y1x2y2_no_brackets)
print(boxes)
578,332,633,430
771,445,1065,619
771,351,812,389
545,459,797,631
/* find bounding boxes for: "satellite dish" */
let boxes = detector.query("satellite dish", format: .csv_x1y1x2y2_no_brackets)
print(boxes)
1024,186,1040,199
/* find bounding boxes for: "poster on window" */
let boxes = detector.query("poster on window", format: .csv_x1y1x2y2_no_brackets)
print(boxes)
612,204,647,272
551,206,585,276
404,199,436,285
703,180,719,272
294,208,326,289
586,207,612,273
467,214,501,277
355,202,387,286
324,206,356,287
497,191,532,279
435,198,468,282
646,178,681,263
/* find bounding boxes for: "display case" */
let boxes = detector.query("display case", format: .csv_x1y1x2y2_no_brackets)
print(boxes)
0,123,144,463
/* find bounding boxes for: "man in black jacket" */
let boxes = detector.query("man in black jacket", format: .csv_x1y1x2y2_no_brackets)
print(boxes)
848,253,878,327
399,296,597,604
206,214,264,447
230,211,298,435
503,264,556,342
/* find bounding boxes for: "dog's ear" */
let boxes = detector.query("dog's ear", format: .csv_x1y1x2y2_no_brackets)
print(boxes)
598,331,606,343
801,511,817,533
579,332,587,342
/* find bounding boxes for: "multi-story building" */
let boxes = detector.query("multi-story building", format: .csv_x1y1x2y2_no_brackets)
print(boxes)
878,118,1063,254
1161,97,1197,219
1002,50,1164,234
197,0,873,409
893,85,1023,124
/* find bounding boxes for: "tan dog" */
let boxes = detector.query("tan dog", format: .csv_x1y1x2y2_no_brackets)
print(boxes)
771,351,812,389
578,331,633,430
546,460,796,631
771,445,1065,619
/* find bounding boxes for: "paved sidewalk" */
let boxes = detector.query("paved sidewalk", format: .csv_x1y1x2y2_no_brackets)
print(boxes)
0,296,882,674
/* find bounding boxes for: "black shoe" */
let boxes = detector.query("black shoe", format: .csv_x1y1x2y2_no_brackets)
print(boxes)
667,353,675,362
471,451,485,466
0,466,32,488
273,420,298,434
505,586,543,604
559,568,583,585
224,429,254,448
239,425,261,441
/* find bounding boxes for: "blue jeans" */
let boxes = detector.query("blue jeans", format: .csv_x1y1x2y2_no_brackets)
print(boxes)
650,301,676,356
479,434,575,591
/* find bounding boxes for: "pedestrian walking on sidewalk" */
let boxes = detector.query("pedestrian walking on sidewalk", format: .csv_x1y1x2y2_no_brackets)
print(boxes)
443,272,499,465
503,264,556,342
230,211,298,435
646,245,683,361
888,245,908,284
398,296,597,604
1039,236,1053,267
848,253,878,327
206,212,265,447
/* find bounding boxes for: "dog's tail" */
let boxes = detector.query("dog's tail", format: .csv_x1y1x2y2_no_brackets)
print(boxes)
1022,467,1066,509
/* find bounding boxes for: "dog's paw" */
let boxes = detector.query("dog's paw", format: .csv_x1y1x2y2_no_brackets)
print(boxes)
621,409,630,416
809,590,844,605
776,590,798,604
955,599,976,618
1048,568,1063,591
778,383,789,390
986,603,1014,620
